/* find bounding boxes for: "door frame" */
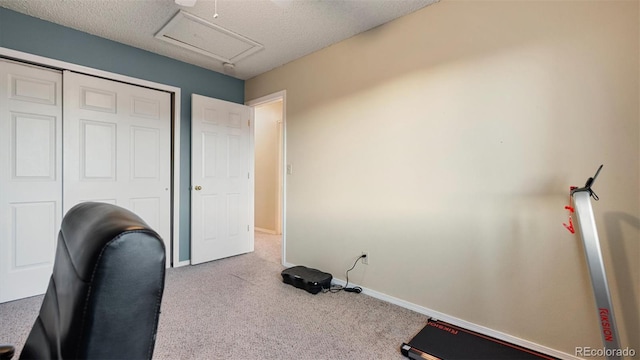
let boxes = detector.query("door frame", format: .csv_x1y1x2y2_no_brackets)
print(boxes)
246,90,287,265
0,47,183,267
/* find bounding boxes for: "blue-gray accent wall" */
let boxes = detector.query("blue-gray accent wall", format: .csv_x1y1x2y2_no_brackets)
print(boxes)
0,8,245,263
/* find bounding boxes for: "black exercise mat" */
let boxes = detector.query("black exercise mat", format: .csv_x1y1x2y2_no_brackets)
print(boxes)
401,320,559,360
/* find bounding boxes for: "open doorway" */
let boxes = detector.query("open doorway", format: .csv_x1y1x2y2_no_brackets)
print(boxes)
254,99,282,235
247,91,286,265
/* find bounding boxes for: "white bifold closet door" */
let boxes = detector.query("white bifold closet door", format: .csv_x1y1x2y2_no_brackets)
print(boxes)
0,65,172,303
0,60,63,303
63,71,172,266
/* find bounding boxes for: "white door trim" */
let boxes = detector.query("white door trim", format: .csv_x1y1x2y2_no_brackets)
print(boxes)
246,90,287,266
0,47,183,268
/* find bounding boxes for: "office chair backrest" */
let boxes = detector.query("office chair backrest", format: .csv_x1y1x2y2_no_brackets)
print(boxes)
20,202,166,360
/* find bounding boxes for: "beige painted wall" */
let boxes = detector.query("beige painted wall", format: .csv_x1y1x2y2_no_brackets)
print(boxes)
254,100,282,233
246,0,639,357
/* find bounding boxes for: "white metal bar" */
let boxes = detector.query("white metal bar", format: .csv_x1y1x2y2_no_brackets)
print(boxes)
572,190,621,359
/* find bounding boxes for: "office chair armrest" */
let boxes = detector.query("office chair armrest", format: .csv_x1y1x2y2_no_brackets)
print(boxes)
0,345,15,360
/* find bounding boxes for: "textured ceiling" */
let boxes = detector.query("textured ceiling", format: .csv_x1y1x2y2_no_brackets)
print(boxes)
0,0,439,80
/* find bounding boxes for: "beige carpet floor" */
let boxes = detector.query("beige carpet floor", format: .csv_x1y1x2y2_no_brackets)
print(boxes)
0,231,429,359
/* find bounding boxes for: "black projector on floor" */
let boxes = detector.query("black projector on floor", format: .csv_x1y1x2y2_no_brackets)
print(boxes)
281,266,332,294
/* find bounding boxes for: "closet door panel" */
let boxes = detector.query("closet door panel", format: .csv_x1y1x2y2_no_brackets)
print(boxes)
0,60,62,303
63,71,171,266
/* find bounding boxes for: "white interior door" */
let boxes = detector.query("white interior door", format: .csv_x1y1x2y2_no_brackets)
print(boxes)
63,71,172,264
0,60,62,303
191,94,253,265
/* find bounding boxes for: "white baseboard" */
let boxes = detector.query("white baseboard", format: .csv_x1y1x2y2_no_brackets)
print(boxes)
255,227,277,235
284,261,578,360
173,260,191,268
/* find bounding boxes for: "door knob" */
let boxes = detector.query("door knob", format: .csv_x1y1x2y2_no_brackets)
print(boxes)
194,185,202,191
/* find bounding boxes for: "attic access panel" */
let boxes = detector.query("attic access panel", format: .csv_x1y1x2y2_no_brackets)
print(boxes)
155,10,264,64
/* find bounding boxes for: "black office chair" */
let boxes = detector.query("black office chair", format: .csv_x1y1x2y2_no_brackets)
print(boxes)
0,202,166,360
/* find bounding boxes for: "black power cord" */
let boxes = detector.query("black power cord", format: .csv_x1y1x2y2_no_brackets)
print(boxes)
324,254,366,294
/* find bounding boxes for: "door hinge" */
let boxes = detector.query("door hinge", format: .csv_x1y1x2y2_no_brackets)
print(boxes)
248,119,250,127
247,225,250,231
248,172,250,179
